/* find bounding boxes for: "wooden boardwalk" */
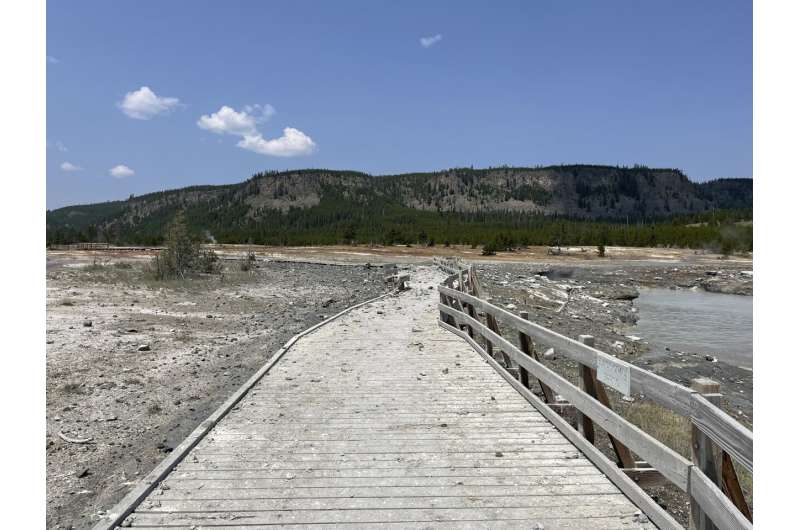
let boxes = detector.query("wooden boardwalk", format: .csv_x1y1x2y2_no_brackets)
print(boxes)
112,268,655,529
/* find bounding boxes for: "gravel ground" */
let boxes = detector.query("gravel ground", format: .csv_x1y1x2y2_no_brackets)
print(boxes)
46,254,390,529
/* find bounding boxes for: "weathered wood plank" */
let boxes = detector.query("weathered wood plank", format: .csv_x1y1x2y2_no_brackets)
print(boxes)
169,466,604,480
689,466,753,530
142,493,635,511
690,394,753,472
149,483,627,500
129,505,645,525
131,516,638,530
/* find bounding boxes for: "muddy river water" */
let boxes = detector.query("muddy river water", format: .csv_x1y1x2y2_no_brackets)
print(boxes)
634,288,753,368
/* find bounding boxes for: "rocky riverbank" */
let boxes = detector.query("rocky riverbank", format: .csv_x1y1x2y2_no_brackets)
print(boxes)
476,259,752,420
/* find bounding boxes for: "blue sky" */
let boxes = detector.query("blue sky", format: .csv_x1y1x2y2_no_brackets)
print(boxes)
46,0,752,209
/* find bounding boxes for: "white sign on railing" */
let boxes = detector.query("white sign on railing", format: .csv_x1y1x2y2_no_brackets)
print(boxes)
596,354,631,397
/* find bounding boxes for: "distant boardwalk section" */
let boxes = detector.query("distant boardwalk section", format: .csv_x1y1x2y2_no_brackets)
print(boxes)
48,242,111,250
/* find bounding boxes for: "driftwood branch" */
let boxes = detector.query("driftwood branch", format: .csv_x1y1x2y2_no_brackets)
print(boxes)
58,431,93,444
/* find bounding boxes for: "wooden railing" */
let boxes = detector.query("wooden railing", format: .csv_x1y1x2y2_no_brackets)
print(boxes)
48,242,111,250
433,257,753,530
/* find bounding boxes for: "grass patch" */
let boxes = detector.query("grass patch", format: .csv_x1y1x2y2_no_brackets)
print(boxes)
615,393,753,509
734,462,753,510
174,330,195,343
146,403,163,415
617,398,691,458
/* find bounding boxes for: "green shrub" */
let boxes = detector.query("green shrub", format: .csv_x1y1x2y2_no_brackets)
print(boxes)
149,211,222,279
238,250,257,271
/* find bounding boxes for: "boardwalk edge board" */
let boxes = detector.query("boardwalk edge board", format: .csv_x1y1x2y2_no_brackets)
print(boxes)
92,287,400,530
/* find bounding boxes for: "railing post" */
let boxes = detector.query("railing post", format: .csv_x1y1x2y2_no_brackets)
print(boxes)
484,312,497,360
456,270,473,337
690,377,721,530
486,312,514,373
721,453,753,522
576,335,597,444
439,292,455,327
517,311,531,389
518,311,555,404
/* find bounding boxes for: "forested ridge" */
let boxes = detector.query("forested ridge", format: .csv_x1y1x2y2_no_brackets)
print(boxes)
47,165,752,252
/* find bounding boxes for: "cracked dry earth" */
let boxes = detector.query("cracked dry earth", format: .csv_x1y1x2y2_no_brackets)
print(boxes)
46,256,389,529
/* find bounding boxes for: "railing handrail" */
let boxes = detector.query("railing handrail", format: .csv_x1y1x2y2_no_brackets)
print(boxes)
435,259,753,530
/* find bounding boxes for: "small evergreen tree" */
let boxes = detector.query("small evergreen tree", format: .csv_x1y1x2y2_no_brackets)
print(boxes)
150,211,220,279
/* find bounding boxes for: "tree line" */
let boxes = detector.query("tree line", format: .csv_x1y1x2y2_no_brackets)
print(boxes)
47,200,752,254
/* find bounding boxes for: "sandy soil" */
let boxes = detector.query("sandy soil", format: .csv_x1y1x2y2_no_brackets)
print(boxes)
246,243,752,267
46,251,390,529
50,243,752,267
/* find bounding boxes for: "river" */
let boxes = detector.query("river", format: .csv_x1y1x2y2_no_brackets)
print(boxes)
634,287,753,368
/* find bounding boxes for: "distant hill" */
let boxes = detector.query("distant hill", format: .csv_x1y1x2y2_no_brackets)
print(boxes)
46,165,752,249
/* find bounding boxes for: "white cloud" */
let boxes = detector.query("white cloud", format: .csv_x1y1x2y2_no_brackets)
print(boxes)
420,34,443,48
237,128,317,157
48,140,68,152
198,104,315,157
109,164,135,178
197,105,259,135
60,162,82,172
118,86,180,120
47,55,60,64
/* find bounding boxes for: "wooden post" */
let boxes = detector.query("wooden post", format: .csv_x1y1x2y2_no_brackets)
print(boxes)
518,311,555,404
592,370,636,469
576,335,596,444
468,267,494,357
464,301,477,339
439,292,456,327
454,270,469,334
721,452,752,522
690,377,721,530
485,313,502,363
517,312,531,389
466,267,514,375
